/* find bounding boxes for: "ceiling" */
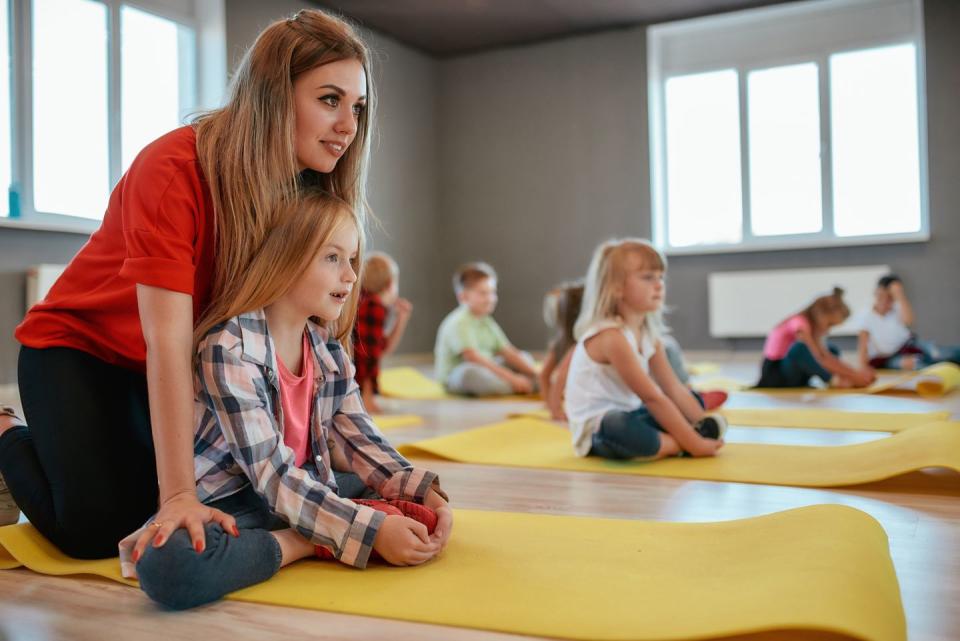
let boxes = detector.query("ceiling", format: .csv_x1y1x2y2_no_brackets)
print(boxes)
311,0,801,57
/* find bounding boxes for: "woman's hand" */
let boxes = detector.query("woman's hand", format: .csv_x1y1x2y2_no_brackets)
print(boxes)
372,515,440,565
424,488,453,549
132,490,238,562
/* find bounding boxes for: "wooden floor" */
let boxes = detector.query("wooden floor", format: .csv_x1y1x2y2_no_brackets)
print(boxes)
1,353,958,641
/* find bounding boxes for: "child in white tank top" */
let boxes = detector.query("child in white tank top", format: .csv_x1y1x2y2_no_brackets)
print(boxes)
564,239,725,460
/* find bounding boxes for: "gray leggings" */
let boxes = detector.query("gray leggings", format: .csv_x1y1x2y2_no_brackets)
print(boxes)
445,353,537,396
137,472,376,610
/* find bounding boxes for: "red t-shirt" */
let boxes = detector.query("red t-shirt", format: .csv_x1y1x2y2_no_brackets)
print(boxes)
15,126,216,372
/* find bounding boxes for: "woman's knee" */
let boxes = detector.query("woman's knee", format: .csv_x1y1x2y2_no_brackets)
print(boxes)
137,525,225,610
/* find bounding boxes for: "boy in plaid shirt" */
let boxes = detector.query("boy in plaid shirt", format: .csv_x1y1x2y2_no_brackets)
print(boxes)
353,252,412,413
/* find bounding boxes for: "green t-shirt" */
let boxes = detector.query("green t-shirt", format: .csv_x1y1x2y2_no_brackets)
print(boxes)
434,305,511,382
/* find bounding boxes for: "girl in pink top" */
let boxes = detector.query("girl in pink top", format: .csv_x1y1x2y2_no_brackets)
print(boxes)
757,288,875,388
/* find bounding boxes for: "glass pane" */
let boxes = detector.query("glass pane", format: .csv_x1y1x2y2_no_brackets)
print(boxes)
664,69,742,247
0,0,10,216
33,0,109,219
830,44,921,237
121,5,185,172
748,63,822,236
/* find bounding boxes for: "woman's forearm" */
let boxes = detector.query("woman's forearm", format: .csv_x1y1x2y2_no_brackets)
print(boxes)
137,284,198,503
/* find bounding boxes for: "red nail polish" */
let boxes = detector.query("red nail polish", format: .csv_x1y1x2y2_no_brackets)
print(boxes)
194,540,204,553
153,536,164,548
232,525,240,537
132,549,140,562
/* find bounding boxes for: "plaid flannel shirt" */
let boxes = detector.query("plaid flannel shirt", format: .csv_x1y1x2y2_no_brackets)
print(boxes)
193,309,438,568
351,291,387,391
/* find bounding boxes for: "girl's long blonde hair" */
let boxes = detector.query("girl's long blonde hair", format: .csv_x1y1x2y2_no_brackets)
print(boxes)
193,191,364,353
574,238,667,343
193,8,373,324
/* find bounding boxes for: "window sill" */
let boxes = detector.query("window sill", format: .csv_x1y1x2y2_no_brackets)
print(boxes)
0,216,99,235
662,231,930,256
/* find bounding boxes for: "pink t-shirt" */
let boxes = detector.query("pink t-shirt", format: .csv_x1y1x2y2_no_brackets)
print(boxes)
763,314,811,360
277,332,315,468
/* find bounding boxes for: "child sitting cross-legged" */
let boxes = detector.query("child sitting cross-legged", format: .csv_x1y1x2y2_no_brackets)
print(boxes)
125,191,452,610
564,238,725,461
434,262,538,396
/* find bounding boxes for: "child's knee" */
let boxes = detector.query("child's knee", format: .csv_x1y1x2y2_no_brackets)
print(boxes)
137,525,225,610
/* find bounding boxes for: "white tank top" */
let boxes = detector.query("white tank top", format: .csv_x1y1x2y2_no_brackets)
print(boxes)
564,319,656,456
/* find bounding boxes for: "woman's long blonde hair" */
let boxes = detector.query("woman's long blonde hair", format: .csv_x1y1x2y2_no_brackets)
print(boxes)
193,8,373,323
193,191,364,352
574,238,667,343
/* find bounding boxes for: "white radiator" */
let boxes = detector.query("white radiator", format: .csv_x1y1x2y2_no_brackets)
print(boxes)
708,265,890,338
25,264,67,311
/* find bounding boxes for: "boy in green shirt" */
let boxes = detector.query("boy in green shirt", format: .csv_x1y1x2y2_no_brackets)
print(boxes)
434,262,538,396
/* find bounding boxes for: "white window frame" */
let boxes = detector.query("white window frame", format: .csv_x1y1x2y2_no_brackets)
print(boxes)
0,0,225,234
648,0,930,255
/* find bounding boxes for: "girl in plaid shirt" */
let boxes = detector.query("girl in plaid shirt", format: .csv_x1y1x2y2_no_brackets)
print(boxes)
127,191,452,609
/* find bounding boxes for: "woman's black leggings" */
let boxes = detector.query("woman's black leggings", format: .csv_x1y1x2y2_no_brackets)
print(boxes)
0,346,158,559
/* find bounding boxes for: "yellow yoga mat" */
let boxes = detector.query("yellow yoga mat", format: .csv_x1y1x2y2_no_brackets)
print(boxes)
867,362,960,397
0,505,904,641
507,407,950,432
379,367,539,401
398,418,960,488
690,376,752,392
370,414,422,430
686,361,720,375
718,408,950,432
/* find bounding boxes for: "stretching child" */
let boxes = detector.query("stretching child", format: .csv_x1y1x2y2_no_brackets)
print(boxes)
564,238,725,461
128,193,452,610
854,275,960,370
352,252,413,413
435,262,538,396
757,287,874,388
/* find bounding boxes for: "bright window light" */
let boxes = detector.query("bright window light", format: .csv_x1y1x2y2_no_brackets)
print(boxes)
33,0,109,220
121,5,184,172
664,69,743,247
747,63,823,236
830,44,921,237
0,0,10,216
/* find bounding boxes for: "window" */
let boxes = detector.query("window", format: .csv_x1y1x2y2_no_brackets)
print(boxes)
1,0,225,230
648,0,928,254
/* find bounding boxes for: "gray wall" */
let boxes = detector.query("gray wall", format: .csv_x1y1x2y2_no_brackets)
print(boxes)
226,0,443,353
437,26,650,350
0,231,89,383
435,0,960,351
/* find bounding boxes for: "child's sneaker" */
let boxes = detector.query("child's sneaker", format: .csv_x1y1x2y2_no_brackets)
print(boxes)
700,390,728,410
694,414,727,440
0,472,20,526
314,499,438,560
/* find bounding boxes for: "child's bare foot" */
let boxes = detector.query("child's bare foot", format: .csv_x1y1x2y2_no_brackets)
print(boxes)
831,375,854,388
900,355,917,370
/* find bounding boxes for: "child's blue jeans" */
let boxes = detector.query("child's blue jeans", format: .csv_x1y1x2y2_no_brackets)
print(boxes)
137,472,376,610
589,393,705,459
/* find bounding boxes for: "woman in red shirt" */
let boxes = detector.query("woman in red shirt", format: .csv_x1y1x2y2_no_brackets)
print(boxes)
0,9,375,559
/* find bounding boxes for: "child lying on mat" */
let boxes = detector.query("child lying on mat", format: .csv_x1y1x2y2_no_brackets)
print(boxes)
757,287,875,389
564,238,725,460
123,191,452,610
853,274,960,371
352,251,413,413
434,262,538,396
541,280,726,422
